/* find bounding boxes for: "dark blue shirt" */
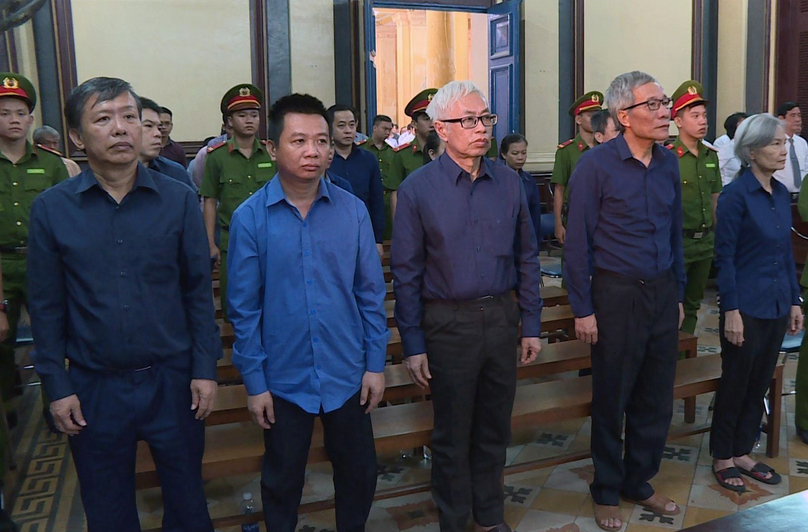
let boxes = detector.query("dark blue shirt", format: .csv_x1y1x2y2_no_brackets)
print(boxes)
325,170,354,194
715,168,800,318
516,166,542,240
27,165,220,401
227,176,390,414
391,153,543,357
329,145,385,242
150,156,197,192
563,134,686,317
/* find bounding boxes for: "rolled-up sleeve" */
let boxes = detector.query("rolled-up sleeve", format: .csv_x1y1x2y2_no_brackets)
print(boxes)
563,155,600,317
391,185,427,357
179,190,220,381
27,197,72,401
353,202,391,372
227,205,268,396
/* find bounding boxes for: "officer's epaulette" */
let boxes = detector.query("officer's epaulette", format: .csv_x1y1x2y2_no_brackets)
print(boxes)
702,139,718,152
557,139,574,149
668,144,686,158
355,138,368,146
393,142,412,152
36,143,62,157
207,141,227,153
665,144,675,150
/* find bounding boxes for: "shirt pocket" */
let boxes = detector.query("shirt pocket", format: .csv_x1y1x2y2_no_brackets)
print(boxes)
24,173,51,194
255,162,275,185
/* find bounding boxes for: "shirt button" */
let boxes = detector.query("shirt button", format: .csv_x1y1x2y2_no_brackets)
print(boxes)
12,202,18,206
313,337,319,343
248,191,253,195
123,305,130,310
120,271,126,277
11,182,17,186
16,221,21,226
303,222,307,228
304,251,310,257
476,246,481,251
316,364,322,370
247,175,252,179
310,310,316,315
480,273,485,278
117,239,123,244
307,280,313,285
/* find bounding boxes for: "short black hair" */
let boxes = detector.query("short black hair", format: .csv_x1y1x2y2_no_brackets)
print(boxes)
589,109,613,136
327,104,358,125
724,111,749,140
160,106,173,117
139,97,162,117
412,110,429,122
373,114,392,127
422,130,443,165
776,102,799,118
64,77,141,131
499,133,528,158
268,93,331,144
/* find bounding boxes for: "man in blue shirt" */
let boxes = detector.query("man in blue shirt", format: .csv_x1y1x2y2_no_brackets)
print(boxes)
227,94,389,532
564,71,686,531
27,77,219,531
139,97,198,192
392,81,543,532
327,104,385,257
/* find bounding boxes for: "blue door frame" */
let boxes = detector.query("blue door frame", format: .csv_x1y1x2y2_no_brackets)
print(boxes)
363,0,522,137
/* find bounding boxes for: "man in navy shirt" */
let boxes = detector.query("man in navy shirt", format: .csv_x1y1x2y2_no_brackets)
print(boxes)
392,81,543,532
27,77,219,531
227,94,389,532
564,71,686,531
139,97,197,192
327,104,385,257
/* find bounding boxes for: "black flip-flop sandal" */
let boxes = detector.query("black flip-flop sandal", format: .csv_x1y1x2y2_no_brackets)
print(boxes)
713,466,746,493
738,462,782,485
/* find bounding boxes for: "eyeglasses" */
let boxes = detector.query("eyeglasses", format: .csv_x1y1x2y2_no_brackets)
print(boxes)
439,114,498,129
623,97,673,112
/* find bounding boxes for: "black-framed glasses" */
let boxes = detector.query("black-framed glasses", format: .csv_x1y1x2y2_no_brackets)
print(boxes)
440,114,498,129
623,97,673,112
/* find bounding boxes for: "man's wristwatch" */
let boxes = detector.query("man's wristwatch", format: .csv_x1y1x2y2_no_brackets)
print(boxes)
0,300,8,313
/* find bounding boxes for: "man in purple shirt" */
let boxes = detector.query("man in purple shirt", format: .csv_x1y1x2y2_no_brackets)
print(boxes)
391,81,543,532
563,71,686,531
158,106,187,167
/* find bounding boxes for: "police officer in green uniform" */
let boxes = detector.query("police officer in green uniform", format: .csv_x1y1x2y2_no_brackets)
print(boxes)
0,73,69,424
668,80,721,335
551,91,602,245
359,114,405,240
200,84,275,320
395,88,439,178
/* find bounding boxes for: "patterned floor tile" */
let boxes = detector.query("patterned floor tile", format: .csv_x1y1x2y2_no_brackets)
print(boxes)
687,484,738,512
515,509,578,532
503,482,541,507
627,502,685,529
533,432,574,451
661,445,699,465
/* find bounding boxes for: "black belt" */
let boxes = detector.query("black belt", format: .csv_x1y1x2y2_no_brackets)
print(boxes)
69,360,155,376
0,246,26,255
683,227,712,239
595,268,672,286
424,292,512,310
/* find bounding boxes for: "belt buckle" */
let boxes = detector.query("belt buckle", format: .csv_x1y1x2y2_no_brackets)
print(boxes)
693,231,703,239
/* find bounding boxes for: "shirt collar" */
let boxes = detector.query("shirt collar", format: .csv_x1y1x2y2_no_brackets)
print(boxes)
226,137,263,155
615,133,667,163
739,166,784,195
75,163,158,195
0,141,35,164
438,152,496,185
264,174,331,207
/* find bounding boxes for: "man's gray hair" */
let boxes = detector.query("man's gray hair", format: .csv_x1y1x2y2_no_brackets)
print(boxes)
733,113,784,173
604,71,658,132
426,81,489,121
33,125,60,144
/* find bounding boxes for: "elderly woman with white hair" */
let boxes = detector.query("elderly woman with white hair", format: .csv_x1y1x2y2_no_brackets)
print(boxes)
711,113,803,493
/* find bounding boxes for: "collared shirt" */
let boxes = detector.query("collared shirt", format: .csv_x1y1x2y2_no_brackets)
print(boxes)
27,164,220,402
361,139,405,192
718,139,742,186
713,134,730,150
496,160,542,240
329,144,385,242
715,168,799,317
0,142,70,247
772,133,808,193
191,134,228,190
227,176,390,414
391,153,543,357
396,137,427,178
325,170,354,194
550,133,591,202
150,155,197,192
159,138,187,168
564,134,686,317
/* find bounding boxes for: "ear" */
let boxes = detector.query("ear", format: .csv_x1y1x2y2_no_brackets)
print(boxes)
266,139,277,161
226,115,233,128
617,109,630,131
594,132,604,144
434,120,449,142
673,115,683,128
68,128,85,151
575,114,583,126
26,114,34,126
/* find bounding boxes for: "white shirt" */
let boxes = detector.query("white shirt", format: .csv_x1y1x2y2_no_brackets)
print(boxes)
718,139,741,186
397,130,415,146
772,133,808,193
713,134,730,150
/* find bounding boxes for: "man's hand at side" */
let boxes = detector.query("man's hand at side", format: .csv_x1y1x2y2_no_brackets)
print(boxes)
360,371,385,413
50,394,87,436
190,379,218,420
247,391,275,429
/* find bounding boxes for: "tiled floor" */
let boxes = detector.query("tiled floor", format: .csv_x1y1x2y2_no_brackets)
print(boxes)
6,259,808,531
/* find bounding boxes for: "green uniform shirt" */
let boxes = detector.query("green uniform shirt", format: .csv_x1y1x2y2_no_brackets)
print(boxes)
550,133,590,202
0,142,69,247
669,138,722,261
396,138,428,178
199,138,275,238
360,139,405,191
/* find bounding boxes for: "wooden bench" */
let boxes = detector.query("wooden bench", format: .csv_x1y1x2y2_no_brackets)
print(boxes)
137,354,784,530
208,332,698,426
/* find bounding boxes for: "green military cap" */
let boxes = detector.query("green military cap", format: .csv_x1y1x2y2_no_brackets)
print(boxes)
0,72,36,111
568,91,603,117
220,83,263,115
671,80,707,119
405,88,438,117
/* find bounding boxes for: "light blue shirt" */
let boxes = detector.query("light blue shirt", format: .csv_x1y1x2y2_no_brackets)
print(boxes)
227,176,390,413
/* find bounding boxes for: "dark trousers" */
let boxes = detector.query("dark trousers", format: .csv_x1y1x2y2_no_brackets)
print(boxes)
260,391,377,532
710,312,787,459
68,364,212,532
424,294,520,532
589,269,679,506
